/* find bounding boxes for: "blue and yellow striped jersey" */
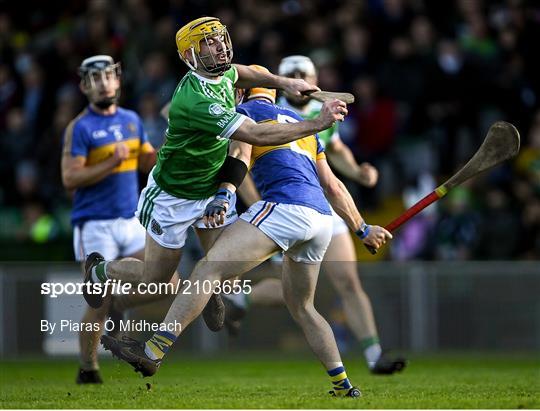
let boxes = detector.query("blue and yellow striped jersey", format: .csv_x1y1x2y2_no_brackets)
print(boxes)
236,99,331,215
62,106,154,226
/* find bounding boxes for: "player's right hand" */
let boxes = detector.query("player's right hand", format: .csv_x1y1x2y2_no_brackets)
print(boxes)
319,99,348,128
112,142,129,164
362,225,393,249
282,78,319,98
357,162,379,187
203,188,233,228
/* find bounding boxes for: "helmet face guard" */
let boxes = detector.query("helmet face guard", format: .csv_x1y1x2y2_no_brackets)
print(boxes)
195,29,233,75
177,17,233,76
78,56,121,108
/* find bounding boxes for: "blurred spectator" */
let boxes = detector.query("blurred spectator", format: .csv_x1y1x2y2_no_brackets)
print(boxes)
378,35,426,119
16,201,60,244
433,186,481,260
1,108,32,205
391,173,437,260
475,187,521,259
0,63,19,129
18,58,45,134
35,102,77,206
352,75,397,160
341,25,371,84
231,19,259,65
133,52,177,107
138,92,167,149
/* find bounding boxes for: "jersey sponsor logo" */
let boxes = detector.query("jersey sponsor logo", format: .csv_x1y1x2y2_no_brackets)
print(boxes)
216,112,235,129
209,103,226,116
151,219,163,235
92,129,108,139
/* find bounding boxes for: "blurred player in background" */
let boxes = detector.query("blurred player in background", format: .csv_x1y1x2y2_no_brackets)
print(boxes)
61,55,177,384
224,56,406,375
82,18,345,329
100,66,392,397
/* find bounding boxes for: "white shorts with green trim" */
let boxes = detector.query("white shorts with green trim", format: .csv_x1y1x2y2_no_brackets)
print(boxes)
240,201,333,264
136,173,238,249
73,217,145,262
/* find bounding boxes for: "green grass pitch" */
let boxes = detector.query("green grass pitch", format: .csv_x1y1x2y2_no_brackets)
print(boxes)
1,353,538,409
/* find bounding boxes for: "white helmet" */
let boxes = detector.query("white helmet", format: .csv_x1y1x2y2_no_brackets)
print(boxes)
278,55,316,77
78,55,121,108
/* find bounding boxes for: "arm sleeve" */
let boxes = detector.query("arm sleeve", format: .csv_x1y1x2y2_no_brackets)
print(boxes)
236,105,249,117
227,65,239,84
190,97,248,140
63,120,89,157
316,134,326,161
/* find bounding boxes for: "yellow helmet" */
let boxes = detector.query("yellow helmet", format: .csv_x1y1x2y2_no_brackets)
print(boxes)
243,65,276,103
175,17,233,75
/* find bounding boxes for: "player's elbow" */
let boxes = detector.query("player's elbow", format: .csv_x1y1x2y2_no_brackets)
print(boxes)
62,169,80,190
324,178,343,199
62,174,76,191
232,122,273,146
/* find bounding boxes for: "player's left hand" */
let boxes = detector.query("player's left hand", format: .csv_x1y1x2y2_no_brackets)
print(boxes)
357,162,378,187
203,188,233,228
362,225,393,249
282,78,320,98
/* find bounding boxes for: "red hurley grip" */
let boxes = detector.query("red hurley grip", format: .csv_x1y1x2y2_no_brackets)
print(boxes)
385,191,441,232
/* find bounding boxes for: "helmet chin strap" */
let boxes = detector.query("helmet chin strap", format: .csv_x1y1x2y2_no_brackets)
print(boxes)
89,86,120,109
94,97,116,109
184,48,226,76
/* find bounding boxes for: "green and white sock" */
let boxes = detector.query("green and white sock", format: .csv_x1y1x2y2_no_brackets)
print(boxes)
90,261,109,283
360,336,382,368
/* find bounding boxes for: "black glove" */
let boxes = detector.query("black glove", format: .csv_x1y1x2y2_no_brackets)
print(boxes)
203,188,233,228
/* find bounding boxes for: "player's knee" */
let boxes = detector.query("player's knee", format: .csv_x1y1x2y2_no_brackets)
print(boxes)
285,299,315,322
144,262,177,284
191,258,225,283
331,271,362,296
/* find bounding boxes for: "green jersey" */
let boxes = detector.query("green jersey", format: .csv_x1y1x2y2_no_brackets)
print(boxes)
153,66,247,199
277,97,339,149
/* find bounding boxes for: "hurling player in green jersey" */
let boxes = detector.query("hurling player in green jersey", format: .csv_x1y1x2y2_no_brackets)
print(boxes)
97,67,392,396
82,18,349,331
225,56,406,375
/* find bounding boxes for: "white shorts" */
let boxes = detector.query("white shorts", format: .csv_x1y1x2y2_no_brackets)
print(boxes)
331,207,350,237
240,201,333,264
73,217,146,262
136,173,238,249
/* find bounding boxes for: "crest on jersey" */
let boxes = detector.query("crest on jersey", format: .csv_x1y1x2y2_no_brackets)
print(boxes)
109,125,124,141
209,103,225,116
